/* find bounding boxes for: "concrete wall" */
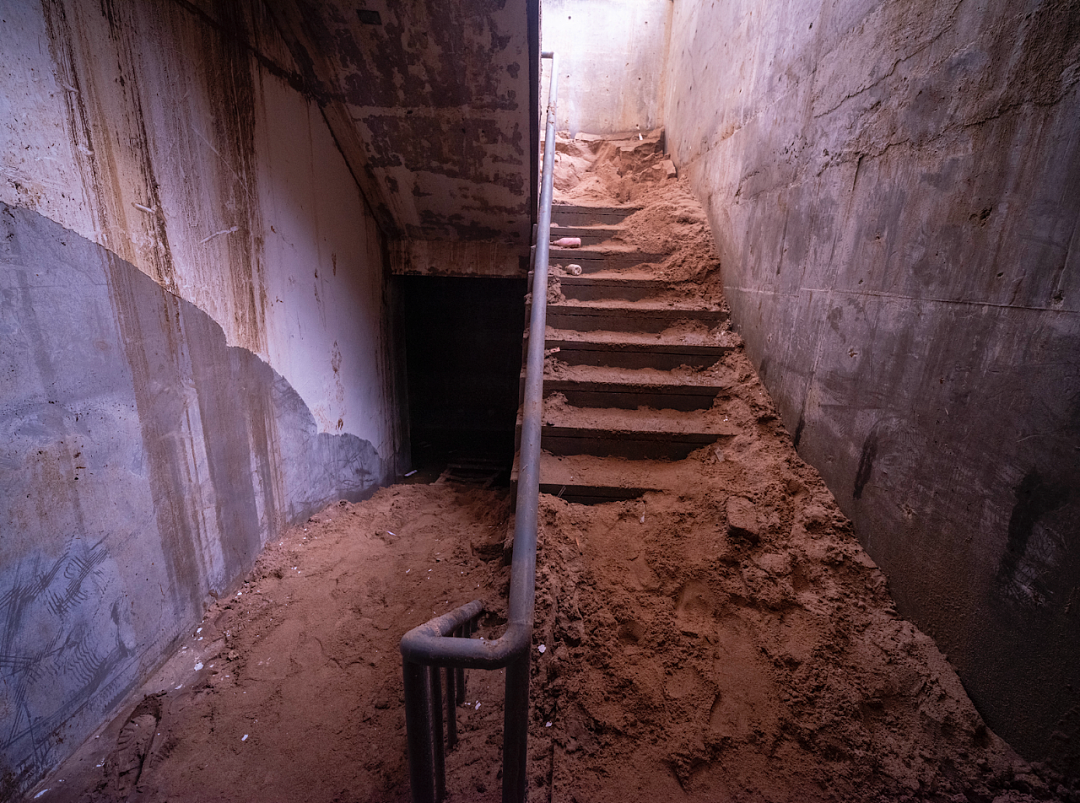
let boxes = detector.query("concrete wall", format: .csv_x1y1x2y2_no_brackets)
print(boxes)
542,0,672,136
0,1,405,795
665,0,1080,773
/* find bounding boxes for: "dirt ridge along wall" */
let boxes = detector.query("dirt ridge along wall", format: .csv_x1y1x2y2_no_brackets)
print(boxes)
664,0,1080,773
0,2,405,797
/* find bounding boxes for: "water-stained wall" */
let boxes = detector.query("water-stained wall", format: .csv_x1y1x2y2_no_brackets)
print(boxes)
0,1,405,795
665,0,1080,773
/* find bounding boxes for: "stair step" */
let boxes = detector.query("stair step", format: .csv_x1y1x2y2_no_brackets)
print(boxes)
515,446,728,506
543,404,738,433
536,453,684,504
550,247,667,273
511,452,661,505
543,378,724,411
551,205,641,227
539,483,653,504
545,303,726,333
541,425,720,460
548,225,623,246
525,404,738,461
555,275,670,302
545,336,733,370
516,403,738,460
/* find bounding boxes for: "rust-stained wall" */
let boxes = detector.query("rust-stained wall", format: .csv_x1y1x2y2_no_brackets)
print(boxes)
0,1,407,795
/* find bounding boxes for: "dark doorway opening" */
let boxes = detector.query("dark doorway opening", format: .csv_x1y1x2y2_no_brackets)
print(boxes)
401,275,526,484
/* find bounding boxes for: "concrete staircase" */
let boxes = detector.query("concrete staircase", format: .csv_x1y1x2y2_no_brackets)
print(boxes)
516,203,733,505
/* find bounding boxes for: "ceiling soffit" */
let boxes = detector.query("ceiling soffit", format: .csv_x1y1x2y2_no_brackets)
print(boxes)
276,0,539,261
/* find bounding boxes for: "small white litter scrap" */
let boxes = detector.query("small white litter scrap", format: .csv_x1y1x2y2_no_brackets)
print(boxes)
546,721,552,727
34,790,49,799
404,470,417,477
537,644,546,654
194,661,203,671
567,263,582,275
475,701,481,710
242,734,249,742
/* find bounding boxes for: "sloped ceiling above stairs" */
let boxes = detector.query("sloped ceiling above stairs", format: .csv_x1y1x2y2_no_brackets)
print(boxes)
271,0,540,272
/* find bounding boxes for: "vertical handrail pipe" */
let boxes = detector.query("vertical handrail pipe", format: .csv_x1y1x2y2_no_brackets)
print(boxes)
398,52,559,803
503,49,558,803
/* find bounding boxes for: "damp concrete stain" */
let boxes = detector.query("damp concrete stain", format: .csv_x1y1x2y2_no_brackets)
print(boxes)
995,468,1071,592
793,414,806,449
43,0,178,293
199,0,268,356
853,426,879,500
103,249,207,620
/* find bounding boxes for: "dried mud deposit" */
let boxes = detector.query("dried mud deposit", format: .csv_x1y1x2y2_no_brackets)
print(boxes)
33,136,1077,803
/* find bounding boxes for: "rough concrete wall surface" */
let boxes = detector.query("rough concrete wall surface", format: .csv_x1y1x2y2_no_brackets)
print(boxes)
1,0,399,456
0,1,404,795
665,0,1080,772
542,0,671,136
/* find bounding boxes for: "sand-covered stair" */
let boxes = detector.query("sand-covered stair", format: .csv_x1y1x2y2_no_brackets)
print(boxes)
517,193,732,504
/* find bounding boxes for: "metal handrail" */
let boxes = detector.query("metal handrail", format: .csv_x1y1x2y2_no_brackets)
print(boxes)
399,51,560,803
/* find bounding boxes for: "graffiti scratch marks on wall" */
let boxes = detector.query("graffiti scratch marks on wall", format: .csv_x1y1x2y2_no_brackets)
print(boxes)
0,542,138,793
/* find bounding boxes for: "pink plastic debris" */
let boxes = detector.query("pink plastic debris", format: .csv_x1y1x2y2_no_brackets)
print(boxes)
552,237,582,248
